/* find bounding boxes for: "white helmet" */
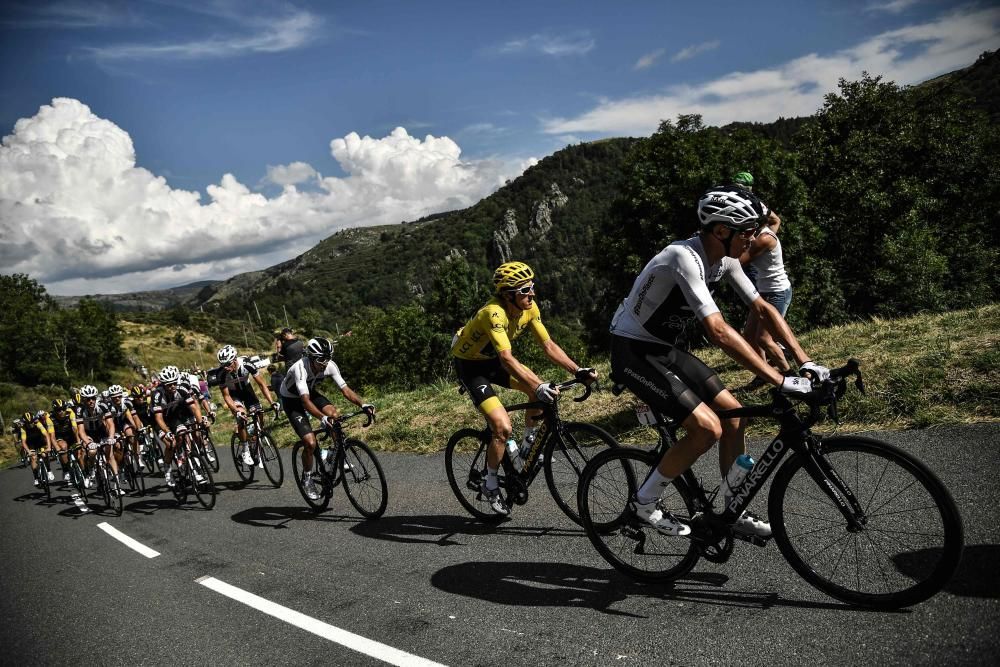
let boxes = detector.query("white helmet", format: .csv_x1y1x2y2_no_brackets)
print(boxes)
80,384,99,399
305,337,334,361
107,384,125,397
697,187,762,231
217,345,238,365
159,366,181,384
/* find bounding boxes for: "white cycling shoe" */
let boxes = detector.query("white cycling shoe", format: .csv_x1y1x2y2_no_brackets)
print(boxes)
733,510,772,537
631,497,691,536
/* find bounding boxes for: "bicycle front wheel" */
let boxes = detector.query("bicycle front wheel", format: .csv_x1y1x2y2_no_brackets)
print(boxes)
231,433,254,483
544,421,618,525
69,457,87,500
188,454,217,510
105,465,123,516
769,436,964,609
202,431,220,473
259,431,284,488
444,428,505,522
39,459,52,501
578,447,700,582
291,441,331,511
341,439,388,519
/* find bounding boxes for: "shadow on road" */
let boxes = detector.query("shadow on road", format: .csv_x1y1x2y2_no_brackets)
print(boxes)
230,505,364,529
431,561,891,615
895,544,1000,598
349,513,584,546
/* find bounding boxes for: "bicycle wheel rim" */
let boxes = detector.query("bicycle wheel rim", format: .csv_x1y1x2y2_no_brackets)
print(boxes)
189,456,217,510
342,439,388,519
544,422,618,526
769,437,964,609
259,432,283,487
579,447,700,582
204,434,220,473
291,441,330,511
444,428,506,522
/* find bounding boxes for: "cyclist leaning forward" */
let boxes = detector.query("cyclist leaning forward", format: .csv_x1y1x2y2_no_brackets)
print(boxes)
451,261,597,516
150,366,206,488
106,384,143,474
20,410,55,487
75,385,123,493
216,344,279,467
278,337,374,501
609,186,828,537
50,399,81,483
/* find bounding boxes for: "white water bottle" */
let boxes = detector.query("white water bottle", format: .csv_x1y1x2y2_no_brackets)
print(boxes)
723,454,755,504
505,438,521,465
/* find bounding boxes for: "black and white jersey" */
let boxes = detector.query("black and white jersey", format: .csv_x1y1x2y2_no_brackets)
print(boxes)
610,236,759,346
217,357,261,403
107,398,136,429
77,400,114,439
151,385,196,428
279,358,346,399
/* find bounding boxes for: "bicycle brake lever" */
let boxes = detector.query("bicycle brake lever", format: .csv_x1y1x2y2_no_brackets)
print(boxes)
573,383,592,403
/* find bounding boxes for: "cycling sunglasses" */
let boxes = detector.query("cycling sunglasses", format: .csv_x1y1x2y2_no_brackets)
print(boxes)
508,282,535,295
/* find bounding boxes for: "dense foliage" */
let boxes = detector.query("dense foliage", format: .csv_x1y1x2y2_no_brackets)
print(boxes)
0,274,125,387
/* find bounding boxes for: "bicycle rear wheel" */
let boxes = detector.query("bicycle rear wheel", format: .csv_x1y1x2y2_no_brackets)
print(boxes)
769,436,964,609
231,433,255,483
39,458,52,501
444,428,506,522
188,454,217,510
341,439,388,519
544,421,618,526
202,430,220,473
259,431,284,488
578,447,700,582
291,441,331,511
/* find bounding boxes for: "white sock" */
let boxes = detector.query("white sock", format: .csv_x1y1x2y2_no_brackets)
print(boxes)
485,467,499,491
637,469,674,505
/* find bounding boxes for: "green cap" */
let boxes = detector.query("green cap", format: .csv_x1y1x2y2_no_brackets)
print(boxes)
734,171,754,187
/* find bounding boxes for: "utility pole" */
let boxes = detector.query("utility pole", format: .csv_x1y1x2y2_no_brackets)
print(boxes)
253,301,263,327
243,323,250,349
282,305,290,329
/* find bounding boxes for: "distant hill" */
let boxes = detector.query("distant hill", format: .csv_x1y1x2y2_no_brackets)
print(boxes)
52,280,221,311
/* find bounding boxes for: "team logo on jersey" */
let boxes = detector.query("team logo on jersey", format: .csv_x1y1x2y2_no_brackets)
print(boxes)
476,385,488,394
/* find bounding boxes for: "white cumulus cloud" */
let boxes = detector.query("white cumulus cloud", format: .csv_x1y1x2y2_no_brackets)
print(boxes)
0,98,530,294
543,7,1000,135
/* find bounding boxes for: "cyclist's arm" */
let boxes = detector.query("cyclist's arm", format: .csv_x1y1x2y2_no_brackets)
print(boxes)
299,392,330,420
539,338,589,377
701,312,785,385
496,348,545,391
220,385,240,414
188,396,204,422
339,385,365,409
103,415,116,441
252,372,275,404
153,412,170,435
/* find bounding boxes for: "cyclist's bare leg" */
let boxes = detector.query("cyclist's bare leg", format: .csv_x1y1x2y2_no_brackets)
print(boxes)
301,404,339,472
484,405,512,470
711,389,748,477
757,328,790,372
654,403,721,478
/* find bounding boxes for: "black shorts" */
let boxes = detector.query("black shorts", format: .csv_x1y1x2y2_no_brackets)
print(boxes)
610,335,725,424
54,429,78,446
280,392,332,439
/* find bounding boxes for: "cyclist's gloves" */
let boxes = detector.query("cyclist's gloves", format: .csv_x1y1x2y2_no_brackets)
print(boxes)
320,415,333,429
208,410,217,423
361,403,376,415
780,376,812,395
800,361,830,382
574,367,598,383
535,382,559,403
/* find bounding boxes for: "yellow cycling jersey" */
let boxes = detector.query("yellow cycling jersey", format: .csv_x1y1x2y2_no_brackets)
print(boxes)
21,416,54,448
50,409,78,435
451,297,551,361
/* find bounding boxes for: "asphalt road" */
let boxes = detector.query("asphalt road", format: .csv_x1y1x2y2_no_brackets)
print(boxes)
1,423,997,666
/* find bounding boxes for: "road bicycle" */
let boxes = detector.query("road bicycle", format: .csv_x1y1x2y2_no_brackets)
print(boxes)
83,439,123,516
291,409,387,518
190,418,220,473
445,378,617,524
136,426,163,475
116,432,146,496
63,443,88,500
26,447,53,501
166,423,217,510
577,360,964,609
231,404,284,487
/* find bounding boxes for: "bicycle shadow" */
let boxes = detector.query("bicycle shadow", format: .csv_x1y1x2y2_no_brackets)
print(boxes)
895,544,1000,598
349,513,585,546
230,505,364,529
431,561,887,616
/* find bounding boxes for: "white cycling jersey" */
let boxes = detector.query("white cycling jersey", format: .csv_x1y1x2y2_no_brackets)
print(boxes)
610,235,759,346
279,358,347,399
749,228,791,293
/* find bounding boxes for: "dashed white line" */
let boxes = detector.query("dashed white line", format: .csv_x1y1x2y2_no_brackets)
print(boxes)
197,576,447,667
97,522,160,558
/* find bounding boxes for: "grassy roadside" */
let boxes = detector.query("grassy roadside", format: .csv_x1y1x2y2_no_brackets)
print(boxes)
2,304,997,467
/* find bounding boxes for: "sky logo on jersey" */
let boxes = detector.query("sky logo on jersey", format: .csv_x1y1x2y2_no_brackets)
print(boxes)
476,385,488,394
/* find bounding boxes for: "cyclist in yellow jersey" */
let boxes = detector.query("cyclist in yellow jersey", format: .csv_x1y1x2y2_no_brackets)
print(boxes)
49,399,79,483
451,261,597,515
21,411,55,488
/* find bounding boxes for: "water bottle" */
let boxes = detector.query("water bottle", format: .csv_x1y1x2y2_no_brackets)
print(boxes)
505,438,521,465
519,432,536,460
723,454,755,503
320,448,331,472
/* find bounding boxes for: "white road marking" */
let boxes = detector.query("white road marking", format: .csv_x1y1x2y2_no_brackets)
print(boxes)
97,522,160,558
197,576,447,667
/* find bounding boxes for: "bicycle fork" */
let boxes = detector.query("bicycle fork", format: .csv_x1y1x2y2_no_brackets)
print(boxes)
799,438,867,531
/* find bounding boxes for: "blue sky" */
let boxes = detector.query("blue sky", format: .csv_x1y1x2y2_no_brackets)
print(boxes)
1,0,997,294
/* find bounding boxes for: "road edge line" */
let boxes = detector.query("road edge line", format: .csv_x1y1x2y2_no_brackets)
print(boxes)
97,522,160,558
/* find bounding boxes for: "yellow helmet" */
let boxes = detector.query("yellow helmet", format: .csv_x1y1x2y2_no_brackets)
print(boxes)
493,261,534,292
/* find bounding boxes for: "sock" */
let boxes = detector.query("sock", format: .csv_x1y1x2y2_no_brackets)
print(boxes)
637,468,674,505
485,466,499,491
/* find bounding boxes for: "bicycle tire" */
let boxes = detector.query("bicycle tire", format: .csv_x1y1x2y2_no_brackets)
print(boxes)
105,464,123,516
69,457,87,500
769,436,964,609
188,454,217,510
202,430,220,473
291,441,331,511
444,428,506,523
578,446,700,582
150,435,165,474
131,449,146,496
259,431,284,488
39,457,52,500
98,461,112,509
231,433,254,483
341,439,388,519
169,459,188,504
544,421,619,526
